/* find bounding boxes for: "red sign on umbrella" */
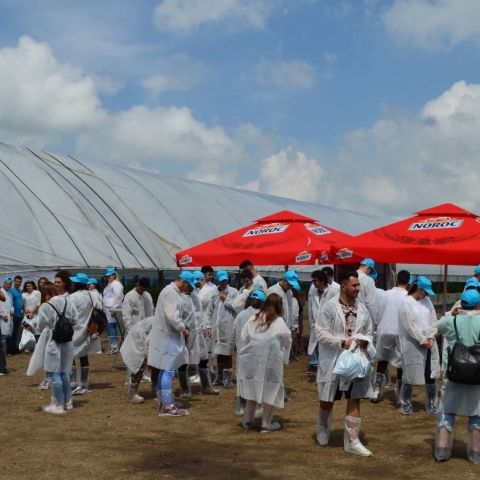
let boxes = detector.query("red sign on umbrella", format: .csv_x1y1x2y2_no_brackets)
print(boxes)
176,210,358,267
331,203,480,266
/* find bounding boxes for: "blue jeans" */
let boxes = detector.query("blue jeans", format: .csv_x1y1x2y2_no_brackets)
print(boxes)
106,322,118,348
438,412,480,431
157,369,175,405
47,372,71,405
309,345,318,367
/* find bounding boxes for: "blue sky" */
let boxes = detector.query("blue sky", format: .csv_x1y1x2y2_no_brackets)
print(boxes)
1,0,480,216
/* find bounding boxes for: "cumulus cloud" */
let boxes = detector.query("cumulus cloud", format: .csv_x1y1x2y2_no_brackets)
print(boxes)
153,0,279,33
255,59,316,90
383,0,480,50
0,36,105,145
242,148,327,202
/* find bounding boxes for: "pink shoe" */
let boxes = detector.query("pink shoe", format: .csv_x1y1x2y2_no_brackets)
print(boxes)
159,404,190,417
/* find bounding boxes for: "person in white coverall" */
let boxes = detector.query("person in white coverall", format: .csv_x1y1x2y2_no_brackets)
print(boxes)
267,270,301,331
398,276,440,416
232,289,266,416
239,260,268,293
237,293,291,433
122,277,154,333
371,270,410,403
321,266,340,293
315,271,374,457
147,271,196,417
357,259,380,327
102,268,124,354
233,269,255,314
208,270,239,388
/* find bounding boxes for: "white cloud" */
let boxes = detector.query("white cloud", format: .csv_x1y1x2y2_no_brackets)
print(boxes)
242,148,327,202
0,36,105,145
141,54,205,96
383,0,480,50
153,0,279,33
255,58,316,90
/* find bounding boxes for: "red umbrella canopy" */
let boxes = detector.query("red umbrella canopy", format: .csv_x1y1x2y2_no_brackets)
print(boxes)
176,210,356,267
331,203,480,265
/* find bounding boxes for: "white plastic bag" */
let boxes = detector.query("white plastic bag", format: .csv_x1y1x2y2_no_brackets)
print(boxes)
333,346,372,382
19,328,36,351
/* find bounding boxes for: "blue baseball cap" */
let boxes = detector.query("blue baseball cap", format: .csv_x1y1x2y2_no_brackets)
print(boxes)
283,270,300,292
465,277,480,290
88,278,98,285
70,273,90,285
250,289,266,302
215,270,229,282
3,276,13,283
417,276,435,296
104,268,116,276
193,271,205,282
369,271,378,281
361,258,377,277
475,265,480,275
409,275,417,285
461,289,480,308
179,271,196,290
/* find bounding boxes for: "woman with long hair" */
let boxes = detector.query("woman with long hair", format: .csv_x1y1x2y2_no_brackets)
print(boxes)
237,293,292,433
22,280,41,338
27,282,78,414
37,277,49,293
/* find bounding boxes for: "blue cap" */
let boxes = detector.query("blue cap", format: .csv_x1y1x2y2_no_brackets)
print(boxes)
193,271,205,282
104,268,116,277
3,276,13,283
465,277,480,289
179,271,197,290
417,276,435,296
283,270,300,292
250,289,266,302
461,289,480,308
88,278,98,285
215,270,229,282
409,275,417,285
70,273,90,285
369,271,378,281
361,258,377,277
475,265,480,275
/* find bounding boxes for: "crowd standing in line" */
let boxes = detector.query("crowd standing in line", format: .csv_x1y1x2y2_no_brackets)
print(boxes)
0,259,479,465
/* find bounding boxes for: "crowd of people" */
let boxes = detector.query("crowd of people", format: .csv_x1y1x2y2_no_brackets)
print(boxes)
1,260,479,464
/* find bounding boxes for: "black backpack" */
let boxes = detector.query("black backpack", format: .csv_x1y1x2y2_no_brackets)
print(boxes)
48,299,74,344
446,316,480,385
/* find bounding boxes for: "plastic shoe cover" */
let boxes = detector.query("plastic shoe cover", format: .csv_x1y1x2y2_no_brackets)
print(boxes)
235,397,246,416
80,366,90,392
64,400,74,411
317,408,333,447
222,368,234,389
254,406,263,420
178,370,192,398
371,373,387,404
159,404,190,417
260,421,283,433
467,425,480,464
434,425,454,462
43,403,66,415
199,368,220,395
399,383,413,415
425,384,439,415
344,416,372,457
127,382,144,404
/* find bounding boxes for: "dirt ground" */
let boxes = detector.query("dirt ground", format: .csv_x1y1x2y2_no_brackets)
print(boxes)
1,347,478,480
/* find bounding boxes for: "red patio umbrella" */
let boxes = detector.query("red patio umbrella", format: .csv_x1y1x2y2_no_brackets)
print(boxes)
176,210,359,267
331,203,480,265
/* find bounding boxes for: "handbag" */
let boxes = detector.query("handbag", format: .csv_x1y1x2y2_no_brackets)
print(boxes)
446,316,480,385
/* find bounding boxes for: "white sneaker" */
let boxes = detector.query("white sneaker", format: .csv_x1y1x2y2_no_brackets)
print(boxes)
128,394,145,404
316,427,330,447
344,439,373,457
141,375,151,383
72,386,88,395
235,406,245,416
190,374,201,385
43,404,66,415
64,400,74,411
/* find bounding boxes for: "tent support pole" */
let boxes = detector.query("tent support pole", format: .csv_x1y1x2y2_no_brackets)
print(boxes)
443,265,448,315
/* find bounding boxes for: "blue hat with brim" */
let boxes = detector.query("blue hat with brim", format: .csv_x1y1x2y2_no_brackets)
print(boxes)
179,271,197,290
70,273,90,285
465,277,480,290
104,268,116,277
283,270,300,292
250,289,266,302
193,271,205,282
215,270,229,282
475,265,480,276
4,276,13,283
88,278,98,285
417,276,435,296
461,289,480,308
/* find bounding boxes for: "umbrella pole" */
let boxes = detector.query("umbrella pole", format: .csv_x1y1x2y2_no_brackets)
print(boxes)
443,265,448,314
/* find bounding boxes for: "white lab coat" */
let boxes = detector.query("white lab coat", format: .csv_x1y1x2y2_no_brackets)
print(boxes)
181,292,201,365
237,315,292,408
27,295,78,375
357,271,379,326
70,290,102,359
22,290,41,335
193,288,210,361
147,283,188,371
307,285,337,355
315,295,374,402
0,287,13,336
103,279,124,311
122,289,154,332
267,283,295,330
375,287,408,367
252,274,268,293
120,316,153,375
398,295,440,385
209,285,239,356
330,281,340,293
